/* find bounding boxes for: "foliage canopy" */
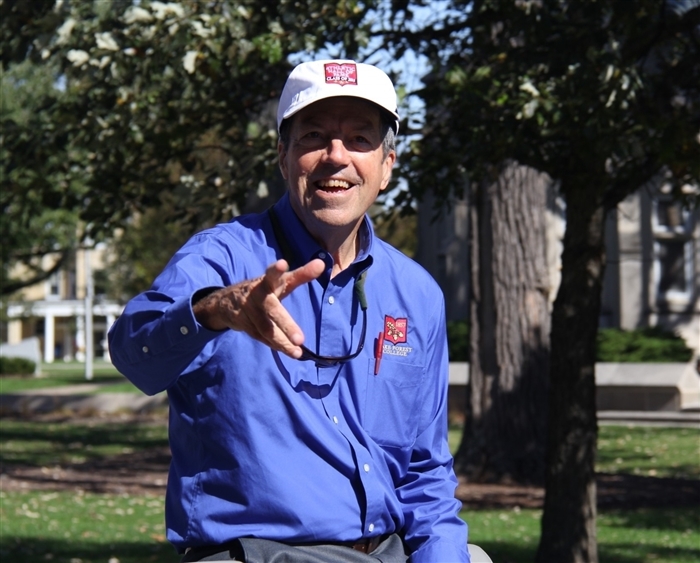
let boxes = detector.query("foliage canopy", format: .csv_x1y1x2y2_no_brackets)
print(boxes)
1,0,380,295
388,0,699,208
380,2,699,561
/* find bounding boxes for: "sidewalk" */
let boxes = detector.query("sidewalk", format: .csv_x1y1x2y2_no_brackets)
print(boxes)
598,409,700,427
0,383,167,416
1,384,699,427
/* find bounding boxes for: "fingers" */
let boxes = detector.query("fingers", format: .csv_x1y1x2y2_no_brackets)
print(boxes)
275,258,326,300
261,259,291,292
257,258,326,355
201,258,326,359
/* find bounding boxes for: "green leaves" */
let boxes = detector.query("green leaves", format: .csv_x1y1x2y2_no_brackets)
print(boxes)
597,327,694,362
394,0,699,210
252,32,284,63
1,0,381,296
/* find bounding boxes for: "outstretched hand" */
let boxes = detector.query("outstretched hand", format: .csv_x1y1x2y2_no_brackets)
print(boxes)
193,258,326,358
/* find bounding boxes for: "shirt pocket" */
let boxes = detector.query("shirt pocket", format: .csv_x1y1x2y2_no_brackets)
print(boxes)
363,357,424,448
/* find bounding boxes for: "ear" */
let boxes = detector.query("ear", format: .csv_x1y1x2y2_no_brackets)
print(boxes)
379,150,396,192
278,141,288,180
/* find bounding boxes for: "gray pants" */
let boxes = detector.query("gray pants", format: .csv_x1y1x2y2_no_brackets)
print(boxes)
181,534,408,563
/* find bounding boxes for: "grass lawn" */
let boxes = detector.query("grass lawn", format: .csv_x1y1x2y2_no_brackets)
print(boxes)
0,490,174,563
0,361,140,394
449,425,700,480
463,506,700,563
0,419,698,562
0,418,168,467
1,494,697,563
596,425,700,479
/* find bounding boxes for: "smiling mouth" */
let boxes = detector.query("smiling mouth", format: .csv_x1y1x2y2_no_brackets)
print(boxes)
316,179,354,193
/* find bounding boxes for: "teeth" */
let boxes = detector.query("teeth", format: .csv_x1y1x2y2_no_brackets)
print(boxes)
318,179,352,189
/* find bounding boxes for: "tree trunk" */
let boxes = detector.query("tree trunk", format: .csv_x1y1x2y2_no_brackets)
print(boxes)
454,162,552,485
535,184,605,563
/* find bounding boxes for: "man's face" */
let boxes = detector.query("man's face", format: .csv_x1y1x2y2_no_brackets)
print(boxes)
278,97,396,246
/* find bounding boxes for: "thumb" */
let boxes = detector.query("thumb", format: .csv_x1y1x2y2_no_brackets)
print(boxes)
278,258,326,299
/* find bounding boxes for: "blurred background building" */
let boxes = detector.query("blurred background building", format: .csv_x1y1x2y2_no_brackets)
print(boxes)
2,245,122,364
416,178,699,358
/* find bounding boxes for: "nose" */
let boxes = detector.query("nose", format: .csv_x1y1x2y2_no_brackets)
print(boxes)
322,138,351,166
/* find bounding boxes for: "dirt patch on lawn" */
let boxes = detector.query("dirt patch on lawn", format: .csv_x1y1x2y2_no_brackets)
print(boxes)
455,473,700,510
0,445,171,496
0,412,169,496
2,412,698,509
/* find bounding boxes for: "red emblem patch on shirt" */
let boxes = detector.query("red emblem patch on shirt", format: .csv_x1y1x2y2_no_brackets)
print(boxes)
384,315,407,345
324,63,358,86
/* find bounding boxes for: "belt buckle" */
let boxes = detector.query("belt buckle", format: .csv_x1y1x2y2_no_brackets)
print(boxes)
352,536,381,554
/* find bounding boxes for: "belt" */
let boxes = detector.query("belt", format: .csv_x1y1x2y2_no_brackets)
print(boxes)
185,534,389,557
294,534,390,554
345,534,386,554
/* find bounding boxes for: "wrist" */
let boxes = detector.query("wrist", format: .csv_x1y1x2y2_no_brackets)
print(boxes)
192,287,227,331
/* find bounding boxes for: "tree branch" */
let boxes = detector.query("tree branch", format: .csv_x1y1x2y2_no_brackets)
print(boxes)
1,249,71,297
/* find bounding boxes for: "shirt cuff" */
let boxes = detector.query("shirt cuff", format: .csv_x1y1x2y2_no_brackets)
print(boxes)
409,539,470,563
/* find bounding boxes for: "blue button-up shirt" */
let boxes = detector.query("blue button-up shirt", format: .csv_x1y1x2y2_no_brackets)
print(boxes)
108,193,469,562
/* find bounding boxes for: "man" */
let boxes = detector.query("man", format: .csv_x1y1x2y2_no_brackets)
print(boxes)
108,59,470,563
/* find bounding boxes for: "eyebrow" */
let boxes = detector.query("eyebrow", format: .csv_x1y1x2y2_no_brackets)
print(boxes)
296,113,379,132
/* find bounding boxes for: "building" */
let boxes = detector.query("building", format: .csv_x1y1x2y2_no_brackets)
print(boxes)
3,178,698,365
416,177,700,357
2,245,123,364
602,182,700,352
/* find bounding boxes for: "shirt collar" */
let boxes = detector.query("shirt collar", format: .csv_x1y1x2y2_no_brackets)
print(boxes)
271,193,375,278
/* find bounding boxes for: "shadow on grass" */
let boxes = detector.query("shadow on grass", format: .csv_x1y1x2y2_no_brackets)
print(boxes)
475,542,536,563
602,506,700,533
0,419,168,467
0,538,177,563
597,474,700,510
478,539,700,563
599,543,700,563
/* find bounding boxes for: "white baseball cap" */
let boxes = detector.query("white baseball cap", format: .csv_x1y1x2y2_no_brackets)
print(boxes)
277,59,400,134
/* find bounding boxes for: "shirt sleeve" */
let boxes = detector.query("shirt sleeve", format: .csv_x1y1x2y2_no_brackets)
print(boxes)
397,301,470,563
107,233,235,396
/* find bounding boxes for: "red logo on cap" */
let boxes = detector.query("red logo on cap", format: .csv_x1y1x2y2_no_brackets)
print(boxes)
324,63,358,86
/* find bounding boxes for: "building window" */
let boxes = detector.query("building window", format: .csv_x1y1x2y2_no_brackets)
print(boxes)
68,270,77,299
46,271,62,301
652,191,694,305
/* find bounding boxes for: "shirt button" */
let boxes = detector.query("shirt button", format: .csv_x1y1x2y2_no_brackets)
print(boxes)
318,252,326,259
333,416,339,424
328,296,335,304
180,326,189,335
363,463,370,472
368,523,375,533
142,346,149,353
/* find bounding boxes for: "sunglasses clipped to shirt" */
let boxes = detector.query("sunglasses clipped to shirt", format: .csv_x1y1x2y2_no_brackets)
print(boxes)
268,207,368,367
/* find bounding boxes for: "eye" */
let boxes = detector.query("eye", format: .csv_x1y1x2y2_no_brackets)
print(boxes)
349,134,377,151
295,130,325,147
